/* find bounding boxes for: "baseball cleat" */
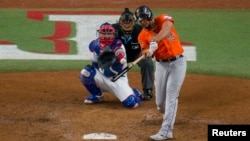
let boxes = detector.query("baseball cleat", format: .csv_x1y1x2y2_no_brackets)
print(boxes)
150,133,172,140
84,95,103,104
142,88,153,100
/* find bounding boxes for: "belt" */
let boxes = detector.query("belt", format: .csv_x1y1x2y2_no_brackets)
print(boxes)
156,55,183,62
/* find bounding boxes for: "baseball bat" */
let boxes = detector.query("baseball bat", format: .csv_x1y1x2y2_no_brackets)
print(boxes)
111,55,145,82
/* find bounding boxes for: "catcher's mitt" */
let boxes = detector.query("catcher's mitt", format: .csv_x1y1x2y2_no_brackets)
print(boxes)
97,50,117,69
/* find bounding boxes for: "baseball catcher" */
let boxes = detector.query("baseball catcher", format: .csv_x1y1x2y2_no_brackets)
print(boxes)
79,22,143,109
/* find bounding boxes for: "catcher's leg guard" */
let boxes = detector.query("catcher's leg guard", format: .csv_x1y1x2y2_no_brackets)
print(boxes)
80,65,102,103
122,89,142,108
133,88,144,101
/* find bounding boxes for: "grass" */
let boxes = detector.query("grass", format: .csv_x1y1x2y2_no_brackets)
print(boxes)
0,9,250,79
159,9,250,79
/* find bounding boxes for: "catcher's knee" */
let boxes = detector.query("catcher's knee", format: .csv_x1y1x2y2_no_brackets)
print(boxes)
80,65,96,81
80,65,102,96
122,95,141,109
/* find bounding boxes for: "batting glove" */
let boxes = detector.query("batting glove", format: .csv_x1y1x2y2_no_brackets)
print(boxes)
149,41,158,54
143,41,158,58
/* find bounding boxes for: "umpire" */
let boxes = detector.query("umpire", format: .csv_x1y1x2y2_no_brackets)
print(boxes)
112,8,154,100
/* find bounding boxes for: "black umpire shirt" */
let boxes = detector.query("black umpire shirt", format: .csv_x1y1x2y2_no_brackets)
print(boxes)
112,23,142,62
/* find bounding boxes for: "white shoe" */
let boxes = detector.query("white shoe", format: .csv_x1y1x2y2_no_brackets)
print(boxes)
84,95,103,104
150,133,172,140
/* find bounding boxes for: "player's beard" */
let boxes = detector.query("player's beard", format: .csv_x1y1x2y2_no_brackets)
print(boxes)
144,21,155,31
145,24,153,30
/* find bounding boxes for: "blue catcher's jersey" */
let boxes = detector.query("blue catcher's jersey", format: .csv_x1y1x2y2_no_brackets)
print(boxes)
88,38,126,77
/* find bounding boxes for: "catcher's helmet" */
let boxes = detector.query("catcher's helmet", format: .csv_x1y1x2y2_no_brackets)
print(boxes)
98,22,116,46
134,5,153,22
119,8,135,31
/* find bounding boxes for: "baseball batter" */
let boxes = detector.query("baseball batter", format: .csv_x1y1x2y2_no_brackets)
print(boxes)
79,22,143,109
135,6,187,140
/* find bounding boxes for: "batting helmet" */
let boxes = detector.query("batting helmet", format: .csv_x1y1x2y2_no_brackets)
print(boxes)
134,5,153,22
97,22,116,47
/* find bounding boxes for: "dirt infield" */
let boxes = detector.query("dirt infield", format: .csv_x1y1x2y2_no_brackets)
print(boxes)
1,1,250,141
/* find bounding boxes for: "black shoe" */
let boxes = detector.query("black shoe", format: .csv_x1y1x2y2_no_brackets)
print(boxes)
142,89,153,100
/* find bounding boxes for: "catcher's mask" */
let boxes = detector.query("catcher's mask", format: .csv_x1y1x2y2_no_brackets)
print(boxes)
119,8,135,32
97,22,116,46
134,5,153,22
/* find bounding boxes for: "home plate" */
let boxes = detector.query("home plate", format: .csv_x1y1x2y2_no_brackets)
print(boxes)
83,132,117,140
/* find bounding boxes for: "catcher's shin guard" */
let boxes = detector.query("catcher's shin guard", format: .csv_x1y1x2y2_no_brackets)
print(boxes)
122,89,142,108
80,65,102,97
133,88,144,101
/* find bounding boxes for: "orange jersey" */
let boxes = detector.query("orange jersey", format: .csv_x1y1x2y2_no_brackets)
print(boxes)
138,14,183,60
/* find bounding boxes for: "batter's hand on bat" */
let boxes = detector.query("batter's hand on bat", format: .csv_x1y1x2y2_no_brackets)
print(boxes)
149,41,158,54
142,41,158,58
